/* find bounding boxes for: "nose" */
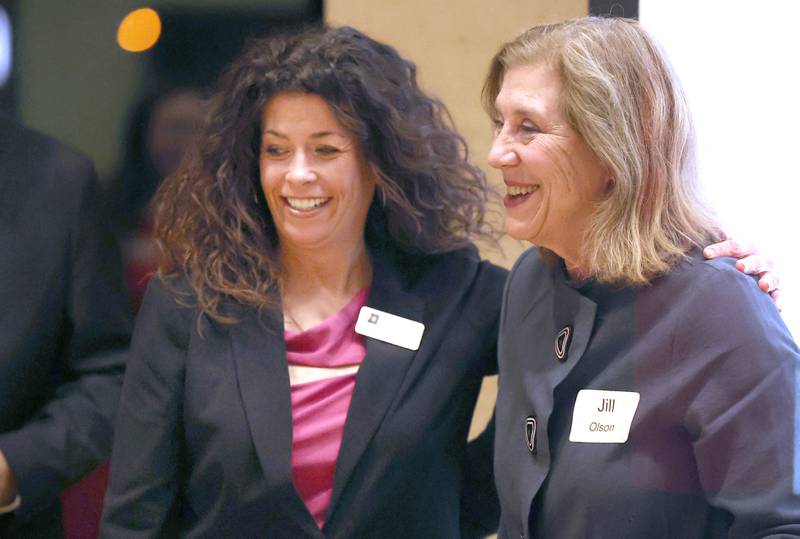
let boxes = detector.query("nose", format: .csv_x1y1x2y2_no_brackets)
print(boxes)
286,151,316,183
487,132,520,169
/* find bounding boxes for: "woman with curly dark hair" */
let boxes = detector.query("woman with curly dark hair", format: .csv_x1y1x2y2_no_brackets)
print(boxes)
100,25,505,538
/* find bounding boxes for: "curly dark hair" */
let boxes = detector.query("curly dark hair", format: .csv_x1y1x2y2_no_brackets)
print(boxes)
154,24,495,323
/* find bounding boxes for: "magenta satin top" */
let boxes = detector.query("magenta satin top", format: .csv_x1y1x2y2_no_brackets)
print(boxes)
284,288,369,528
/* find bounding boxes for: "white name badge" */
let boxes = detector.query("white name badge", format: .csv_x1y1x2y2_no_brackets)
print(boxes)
568,389,640,443
354,306,425,351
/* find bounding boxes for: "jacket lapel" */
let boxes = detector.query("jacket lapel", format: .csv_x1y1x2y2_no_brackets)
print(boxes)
495,250,599,537
326,253,424,521
229,308,313,523
517,265,598,536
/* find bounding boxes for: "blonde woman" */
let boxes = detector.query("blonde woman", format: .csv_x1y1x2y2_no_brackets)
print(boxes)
487,17,799,538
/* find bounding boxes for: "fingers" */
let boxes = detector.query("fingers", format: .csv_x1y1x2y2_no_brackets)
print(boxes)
703,238,782,312
735,255,775,275
758,272,780,292
704,238,759,259
754,272,782,311
770,288,783,312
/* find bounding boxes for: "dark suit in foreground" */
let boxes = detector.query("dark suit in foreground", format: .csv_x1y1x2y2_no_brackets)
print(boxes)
101,248,504,538
0,116,131,537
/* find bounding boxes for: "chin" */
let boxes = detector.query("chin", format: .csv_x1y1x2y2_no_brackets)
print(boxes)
505,221,538,244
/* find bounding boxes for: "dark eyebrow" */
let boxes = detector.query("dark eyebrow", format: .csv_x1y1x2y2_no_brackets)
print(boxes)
261,129,347,140
310,131,340,139
262,129,287,139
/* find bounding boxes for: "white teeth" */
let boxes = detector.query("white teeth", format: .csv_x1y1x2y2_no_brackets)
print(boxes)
286,197,329,210
507,185,539,197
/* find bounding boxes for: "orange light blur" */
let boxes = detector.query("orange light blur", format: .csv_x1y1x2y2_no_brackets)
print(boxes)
117,8,162,53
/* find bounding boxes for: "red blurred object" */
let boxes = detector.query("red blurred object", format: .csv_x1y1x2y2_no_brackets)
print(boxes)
60,462,109,539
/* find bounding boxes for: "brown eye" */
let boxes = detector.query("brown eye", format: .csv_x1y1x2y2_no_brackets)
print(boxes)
316,145,341,156
492,118,504,133
263,145,288,157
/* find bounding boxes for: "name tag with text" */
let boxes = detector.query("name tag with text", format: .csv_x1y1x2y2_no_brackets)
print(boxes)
569,389,640,443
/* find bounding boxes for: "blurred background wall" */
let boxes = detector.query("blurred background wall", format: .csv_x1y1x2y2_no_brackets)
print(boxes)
11,0,320,176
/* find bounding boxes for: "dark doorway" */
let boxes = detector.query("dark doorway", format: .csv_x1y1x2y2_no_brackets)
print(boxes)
589,0,638,19
147,1,323,90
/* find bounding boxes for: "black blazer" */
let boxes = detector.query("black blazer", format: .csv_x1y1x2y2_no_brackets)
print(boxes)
0,116,131,537
101,247,505,538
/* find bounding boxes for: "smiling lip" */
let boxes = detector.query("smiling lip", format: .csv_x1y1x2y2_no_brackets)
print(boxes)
283,197,331,212
503,183,539,208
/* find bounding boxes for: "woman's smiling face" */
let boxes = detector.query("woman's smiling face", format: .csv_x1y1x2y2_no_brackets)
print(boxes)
259,92,375,252
488,63,611,267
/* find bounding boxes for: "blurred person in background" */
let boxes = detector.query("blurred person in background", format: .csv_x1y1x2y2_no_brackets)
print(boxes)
0,114,131,538
107,86,207,310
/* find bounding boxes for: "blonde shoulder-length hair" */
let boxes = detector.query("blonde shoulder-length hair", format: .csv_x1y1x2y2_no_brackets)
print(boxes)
483,16,721,285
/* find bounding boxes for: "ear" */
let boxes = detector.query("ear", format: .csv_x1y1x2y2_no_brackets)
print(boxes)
364,161,380,187
364,162,385,206
603,165,615,193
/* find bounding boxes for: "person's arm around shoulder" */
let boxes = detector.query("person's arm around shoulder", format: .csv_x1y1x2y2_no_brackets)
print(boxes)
677,258,800,536
100,277,192,538
703,237,782,309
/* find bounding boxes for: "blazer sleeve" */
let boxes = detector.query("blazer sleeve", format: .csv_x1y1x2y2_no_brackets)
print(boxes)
100,278,190,538
0,155,131,517
678,260,800,537
460,260,504,537
461,414,499,538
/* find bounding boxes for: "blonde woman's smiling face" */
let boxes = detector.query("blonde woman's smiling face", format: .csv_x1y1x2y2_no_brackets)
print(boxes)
259,92,375,252
488,63,610,269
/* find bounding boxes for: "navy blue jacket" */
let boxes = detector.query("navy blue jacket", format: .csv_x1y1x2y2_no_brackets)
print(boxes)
496,248,800,538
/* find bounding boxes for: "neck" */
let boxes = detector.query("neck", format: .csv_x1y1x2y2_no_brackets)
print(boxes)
545,241,590,282
279,240,372,331
281,239,372,295
564,258,591,282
